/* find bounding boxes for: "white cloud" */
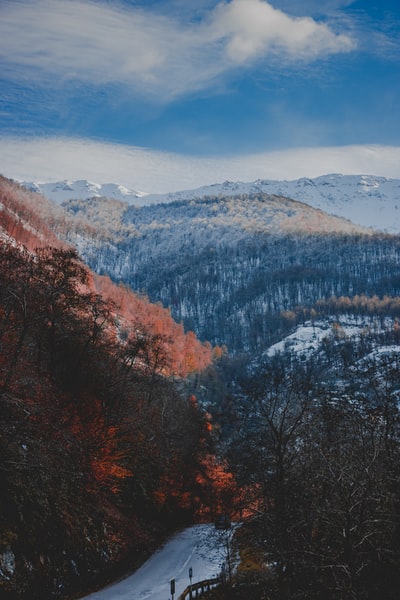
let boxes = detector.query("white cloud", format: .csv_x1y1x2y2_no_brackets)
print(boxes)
210,0,355,63
0,0,355,100
0,136,399,194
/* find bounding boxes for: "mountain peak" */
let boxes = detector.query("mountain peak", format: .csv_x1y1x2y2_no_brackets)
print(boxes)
21,179,146,204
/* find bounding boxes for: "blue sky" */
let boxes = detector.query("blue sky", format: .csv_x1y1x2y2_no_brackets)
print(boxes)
0,0,399,192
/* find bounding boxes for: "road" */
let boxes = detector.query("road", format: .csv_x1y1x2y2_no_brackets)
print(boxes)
81,524,230,600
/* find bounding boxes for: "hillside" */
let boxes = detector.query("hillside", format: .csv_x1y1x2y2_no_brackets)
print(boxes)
0,177,212,376
51,190,400,355
0,177,223,600
208,309,400,600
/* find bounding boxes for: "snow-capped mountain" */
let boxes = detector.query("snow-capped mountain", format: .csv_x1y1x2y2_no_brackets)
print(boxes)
22,179,146,204
22,174,400,233
144,174,400,233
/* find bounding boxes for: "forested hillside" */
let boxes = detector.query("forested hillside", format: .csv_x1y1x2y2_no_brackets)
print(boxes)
56,192,400,354
0,177,230,599
209,326,400,600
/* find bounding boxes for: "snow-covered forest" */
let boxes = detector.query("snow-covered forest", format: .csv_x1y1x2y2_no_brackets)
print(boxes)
59,192,400,355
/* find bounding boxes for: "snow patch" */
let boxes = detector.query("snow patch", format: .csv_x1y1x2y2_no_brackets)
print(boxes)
0,548,16,579
267,317,373,358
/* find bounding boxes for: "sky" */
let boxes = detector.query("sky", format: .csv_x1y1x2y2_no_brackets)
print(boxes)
0,0,399,193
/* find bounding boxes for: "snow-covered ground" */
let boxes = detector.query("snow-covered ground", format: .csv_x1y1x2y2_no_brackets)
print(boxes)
81,524,231,600
267,319,352,358
266,317,381,359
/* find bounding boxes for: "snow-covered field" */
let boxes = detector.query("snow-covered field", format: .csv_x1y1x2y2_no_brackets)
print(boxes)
81,524,231,600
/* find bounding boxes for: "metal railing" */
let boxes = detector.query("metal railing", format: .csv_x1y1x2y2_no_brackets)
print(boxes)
177,575,223,600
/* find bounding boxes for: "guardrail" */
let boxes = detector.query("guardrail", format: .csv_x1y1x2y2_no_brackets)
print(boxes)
177,575,223,600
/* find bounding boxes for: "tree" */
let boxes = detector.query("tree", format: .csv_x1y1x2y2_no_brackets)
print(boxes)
230,356,315,599
228,352,400,599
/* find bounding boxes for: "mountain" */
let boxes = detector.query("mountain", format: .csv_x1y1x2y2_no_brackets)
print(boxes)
17,174,400,355
50,189,400,355
22,178,146,204
145,173,400,233
22,173,400,233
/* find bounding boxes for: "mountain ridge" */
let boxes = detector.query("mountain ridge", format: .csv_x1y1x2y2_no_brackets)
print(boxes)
21,173,400,233
21,179,146,204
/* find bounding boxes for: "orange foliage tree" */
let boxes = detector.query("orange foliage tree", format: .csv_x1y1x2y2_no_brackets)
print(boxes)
0,177,222,599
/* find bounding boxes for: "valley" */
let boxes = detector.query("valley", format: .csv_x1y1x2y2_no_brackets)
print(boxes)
1,173,400,599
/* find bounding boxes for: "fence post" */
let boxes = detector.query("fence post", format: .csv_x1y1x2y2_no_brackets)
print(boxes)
189,567,193,599
171,578,175,600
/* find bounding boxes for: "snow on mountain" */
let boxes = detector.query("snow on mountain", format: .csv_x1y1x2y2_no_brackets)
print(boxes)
265,317,400,378
21,179,146,204
266,317,367,359
144,174,400,233
22,173,400,233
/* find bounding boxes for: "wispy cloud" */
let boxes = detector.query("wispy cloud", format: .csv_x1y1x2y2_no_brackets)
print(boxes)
1,136,398,193
275,1,356,16
0,0,356,101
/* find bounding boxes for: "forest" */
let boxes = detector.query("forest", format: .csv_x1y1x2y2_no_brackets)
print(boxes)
1,177,400,599
0,179,233,599
62,193,400,354
201,321,400,600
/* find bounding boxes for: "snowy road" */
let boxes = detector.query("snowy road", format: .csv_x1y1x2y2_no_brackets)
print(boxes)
81,524,229,600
